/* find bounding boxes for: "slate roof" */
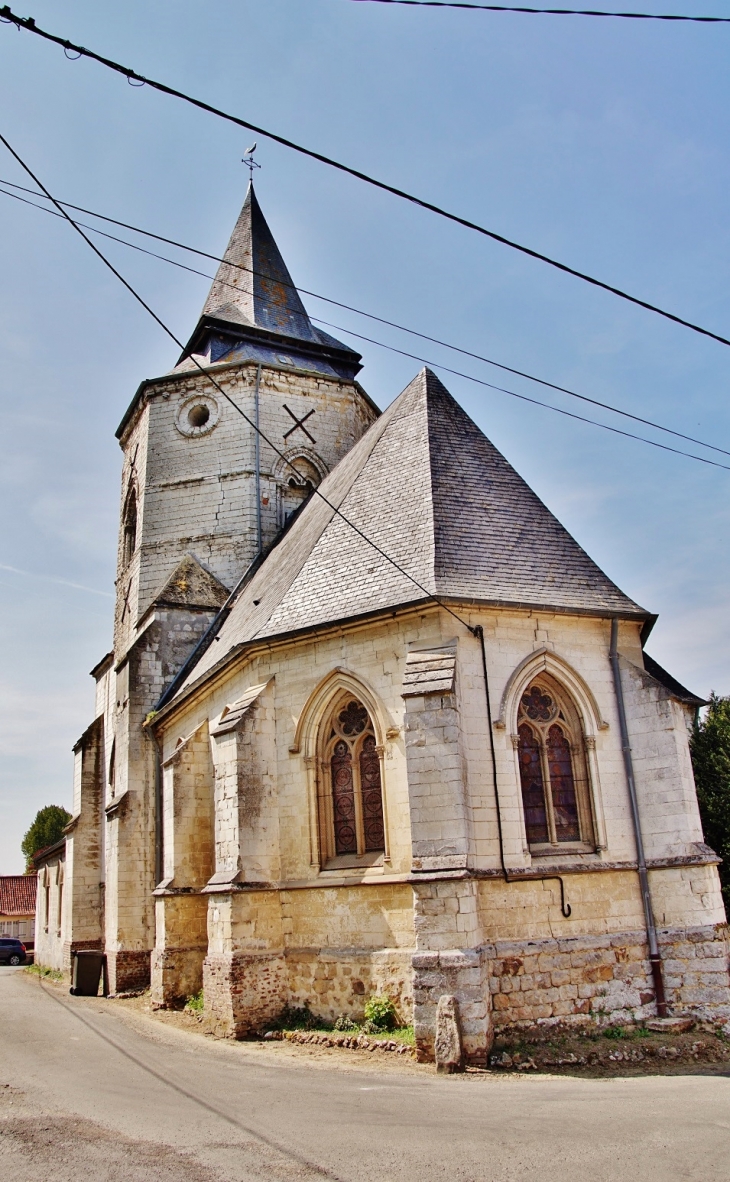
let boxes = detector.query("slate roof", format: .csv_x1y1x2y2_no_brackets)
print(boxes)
0,875,37,916
116,187,364,440
642,654,706,708
174,368,646,699
179,184,361,378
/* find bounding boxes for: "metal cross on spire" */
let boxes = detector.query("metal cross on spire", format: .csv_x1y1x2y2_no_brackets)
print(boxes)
242,142,261,185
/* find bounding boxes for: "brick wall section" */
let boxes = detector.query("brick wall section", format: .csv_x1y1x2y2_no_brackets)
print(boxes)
107,949,151,995
204,952,287,1037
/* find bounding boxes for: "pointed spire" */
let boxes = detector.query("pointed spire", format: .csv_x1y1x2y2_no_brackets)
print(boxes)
201,183,318,343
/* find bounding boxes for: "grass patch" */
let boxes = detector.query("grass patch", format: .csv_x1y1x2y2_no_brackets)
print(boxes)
25,963,63,982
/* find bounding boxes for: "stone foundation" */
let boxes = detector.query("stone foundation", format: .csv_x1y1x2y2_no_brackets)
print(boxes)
488,923,730,1029
285,948,413,1024
203,952,287,1037
151,894,208,1008
151,947,206,1008
106,949,151,995
413,948,493,1064
202,947,413,1037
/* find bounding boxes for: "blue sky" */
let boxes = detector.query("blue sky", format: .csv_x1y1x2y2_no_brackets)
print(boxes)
1,0,729,872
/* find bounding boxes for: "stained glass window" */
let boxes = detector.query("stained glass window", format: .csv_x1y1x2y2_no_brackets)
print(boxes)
546,725,580,842
323,697,385,860
360,735,385,851
516,681,591,850
518,724,549,844
331,739,357,855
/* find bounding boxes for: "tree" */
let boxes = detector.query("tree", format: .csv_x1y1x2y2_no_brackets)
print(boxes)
690,693,730,911
21,805,72,870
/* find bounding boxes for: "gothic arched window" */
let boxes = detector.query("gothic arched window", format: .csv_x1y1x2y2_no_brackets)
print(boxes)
319,697,385,865
517,680,594,852
279,455,323,527
122,488,137,567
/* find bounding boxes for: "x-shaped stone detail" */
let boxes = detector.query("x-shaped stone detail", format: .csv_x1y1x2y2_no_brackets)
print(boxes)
282,404,316,445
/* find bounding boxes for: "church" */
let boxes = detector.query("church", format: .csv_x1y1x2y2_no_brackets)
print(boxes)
34,185,730,1063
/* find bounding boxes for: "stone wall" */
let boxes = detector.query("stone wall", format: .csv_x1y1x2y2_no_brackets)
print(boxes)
118,361,377,654
286,947,413,1024
487,924,730,1028
412,948,492,1064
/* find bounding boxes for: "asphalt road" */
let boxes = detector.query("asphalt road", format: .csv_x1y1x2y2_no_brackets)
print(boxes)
2,966,729,1182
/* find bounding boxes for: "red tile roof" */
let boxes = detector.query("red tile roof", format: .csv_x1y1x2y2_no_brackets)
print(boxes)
0,874,37,916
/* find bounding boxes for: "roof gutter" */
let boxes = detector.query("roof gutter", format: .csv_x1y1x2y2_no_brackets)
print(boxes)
609,617,668,1017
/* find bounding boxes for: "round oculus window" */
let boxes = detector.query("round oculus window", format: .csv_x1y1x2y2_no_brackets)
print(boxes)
175,394,219,437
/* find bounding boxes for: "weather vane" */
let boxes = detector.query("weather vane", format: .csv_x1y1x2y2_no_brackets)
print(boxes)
242,142,261,184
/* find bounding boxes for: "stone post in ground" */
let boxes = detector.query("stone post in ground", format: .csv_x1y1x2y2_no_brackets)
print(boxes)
435,994,464,1073
411,880,494,1065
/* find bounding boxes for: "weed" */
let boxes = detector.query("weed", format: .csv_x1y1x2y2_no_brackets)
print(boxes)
334,1014,359,1032
185,990,204,1014
363,994,397,1033
25,964,62,982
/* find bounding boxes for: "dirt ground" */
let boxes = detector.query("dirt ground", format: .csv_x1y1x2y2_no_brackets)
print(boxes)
94,981,730,1080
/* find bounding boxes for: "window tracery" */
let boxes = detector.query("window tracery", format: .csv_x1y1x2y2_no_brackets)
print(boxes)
319,696,385,864
516,679,594,852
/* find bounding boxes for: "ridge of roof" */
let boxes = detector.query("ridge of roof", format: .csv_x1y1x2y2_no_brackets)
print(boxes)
170,368,646,703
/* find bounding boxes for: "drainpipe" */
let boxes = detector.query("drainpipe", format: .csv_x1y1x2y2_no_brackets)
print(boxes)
254,363,262,556
609,617,668,1016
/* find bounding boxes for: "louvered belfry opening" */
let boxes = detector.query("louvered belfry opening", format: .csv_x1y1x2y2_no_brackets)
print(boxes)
322,696,385,862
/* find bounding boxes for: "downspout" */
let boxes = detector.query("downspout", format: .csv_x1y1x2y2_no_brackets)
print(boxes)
609,617,668,1016
473,625,571,918
254,363,262,556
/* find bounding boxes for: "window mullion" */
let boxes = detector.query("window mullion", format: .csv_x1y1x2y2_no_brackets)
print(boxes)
540,731,557,845
352,739,366,856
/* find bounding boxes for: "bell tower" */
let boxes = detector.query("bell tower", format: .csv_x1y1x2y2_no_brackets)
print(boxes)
84,185,378,992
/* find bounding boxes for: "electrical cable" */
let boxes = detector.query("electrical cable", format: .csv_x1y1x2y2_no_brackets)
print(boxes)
348,0,730,21
2,176,728,463
0,128,476,640
2,5,730,350
312,317,730,470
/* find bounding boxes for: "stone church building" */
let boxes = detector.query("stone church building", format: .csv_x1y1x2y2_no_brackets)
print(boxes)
35,185,730,1061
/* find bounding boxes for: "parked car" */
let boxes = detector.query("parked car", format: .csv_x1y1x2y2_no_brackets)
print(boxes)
0,938,26,966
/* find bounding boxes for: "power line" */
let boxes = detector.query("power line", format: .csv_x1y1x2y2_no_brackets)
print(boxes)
348,0,730,21
1,175,728,463
2,6,730,351
312,317,730,471
0,129,477,639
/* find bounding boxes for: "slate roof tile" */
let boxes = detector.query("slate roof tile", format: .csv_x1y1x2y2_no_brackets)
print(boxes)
0,875,37,916
176,368,646,696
